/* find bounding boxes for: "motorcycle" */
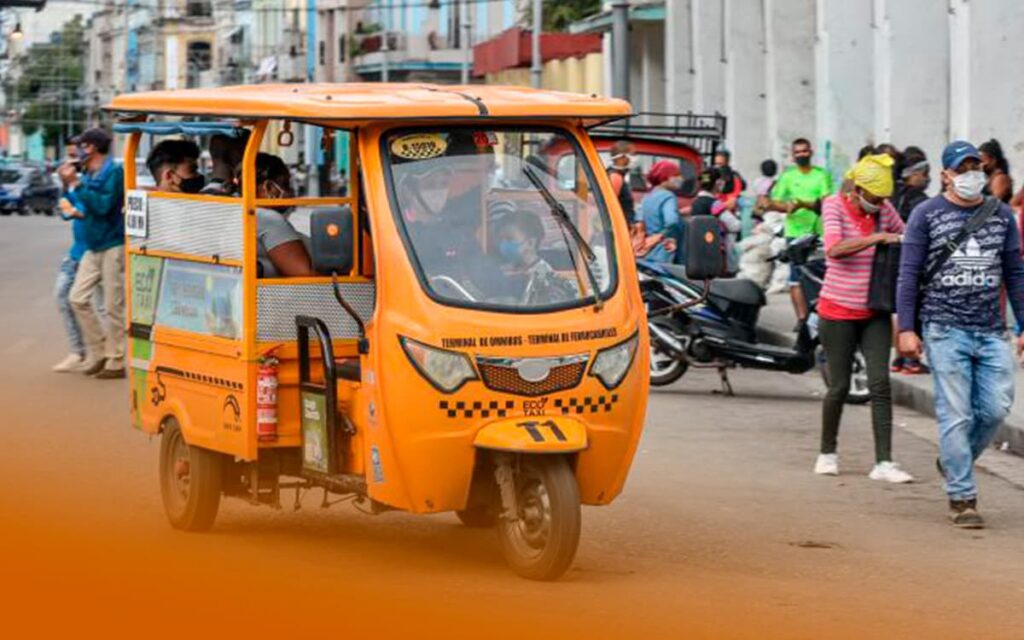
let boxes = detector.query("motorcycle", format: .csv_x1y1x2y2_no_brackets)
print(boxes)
640,235,870,404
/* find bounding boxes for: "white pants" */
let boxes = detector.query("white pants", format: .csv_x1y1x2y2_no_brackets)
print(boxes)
69,246,125,369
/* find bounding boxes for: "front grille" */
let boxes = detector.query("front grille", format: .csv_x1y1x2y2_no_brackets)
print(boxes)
476,355,588,397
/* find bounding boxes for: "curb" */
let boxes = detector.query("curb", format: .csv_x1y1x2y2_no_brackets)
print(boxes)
759,325,1024,457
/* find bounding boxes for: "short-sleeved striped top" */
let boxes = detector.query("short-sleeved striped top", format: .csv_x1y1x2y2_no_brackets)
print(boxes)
819,194,905,313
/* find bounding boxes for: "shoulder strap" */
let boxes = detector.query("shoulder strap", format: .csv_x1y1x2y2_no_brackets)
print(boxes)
921,196,1002,287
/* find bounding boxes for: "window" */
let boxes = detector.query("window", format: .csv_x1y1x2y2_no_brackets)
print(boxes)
384,127,616,313
185,1,212,18
186,41,212,88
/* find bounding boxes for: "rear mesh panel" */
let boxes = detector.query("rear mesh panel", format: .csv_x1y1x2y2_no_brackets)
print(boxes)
129,198,243,261
257,282,375,342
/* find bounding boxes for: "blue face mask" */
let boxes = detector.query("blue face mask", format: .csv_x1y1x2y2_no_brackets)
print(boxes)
498,239,524,263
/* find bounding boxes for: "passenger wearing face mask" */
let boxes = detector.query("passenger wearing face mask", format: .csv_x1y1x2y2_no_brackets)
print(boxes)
496,211,577,306
146,139,205,194
814,153,911,484
897,141,1024,529
606,140,636,229
241,153,314,278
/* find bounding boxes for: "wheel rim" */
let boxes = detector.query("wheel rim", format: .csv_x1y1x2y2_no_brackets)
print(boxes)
850,356,870,396
650,345,679,377
166,430,193,511
504,475,553,561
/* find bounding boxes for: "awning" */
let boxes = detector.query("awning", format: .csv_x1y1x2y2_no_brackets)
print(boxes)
568,2,666,35
112,121,244,137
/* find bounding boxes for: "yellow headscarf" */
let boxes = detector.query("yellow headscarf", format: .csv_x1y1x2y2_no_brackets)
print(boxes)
845,153,895,198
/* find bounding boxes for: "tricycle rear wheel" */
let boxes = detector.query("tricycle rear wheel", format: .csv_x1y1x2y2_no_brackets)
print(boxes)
496,456,581,581
159,418,223,531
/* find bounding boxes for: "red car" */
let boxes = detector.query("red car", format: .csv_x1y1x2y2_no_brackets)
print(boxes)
540,112,726,212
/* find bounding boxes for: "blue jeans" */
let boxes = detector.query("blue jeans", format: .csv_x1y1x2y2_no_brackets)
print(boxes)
55,256,105,357
924,323,1015,501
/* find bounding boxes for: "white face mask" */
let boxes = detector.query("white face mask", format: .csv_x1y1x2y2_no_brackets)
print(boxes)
858,194,881,213
420,187,448,215
951,170,987,200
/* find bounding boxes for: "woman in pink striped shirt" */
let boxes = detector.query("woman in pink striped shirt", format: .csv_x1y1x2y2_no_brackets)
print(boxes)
814,154,913,483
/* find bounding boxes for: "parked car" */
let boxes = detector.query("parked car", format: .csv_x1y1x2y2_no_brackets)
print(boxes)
0,165,61,215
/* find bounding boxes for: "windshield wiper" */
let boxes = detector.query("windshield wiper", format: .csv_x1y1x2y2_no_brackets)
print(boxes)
522,166,604,311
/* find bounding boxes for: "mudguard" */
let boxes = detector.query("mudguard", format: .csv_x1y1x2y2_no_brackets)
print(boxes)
474,416,589,453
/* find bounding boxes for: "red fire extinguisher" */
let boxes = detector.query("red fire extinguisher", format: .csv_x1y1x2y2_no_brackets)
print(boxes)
256,353,279,442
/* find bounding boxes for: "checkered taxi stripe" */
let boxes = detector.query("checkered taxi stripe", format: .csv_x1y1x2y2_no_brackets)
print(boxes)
437,396,620,419
439,400,516,419
554,395,619,415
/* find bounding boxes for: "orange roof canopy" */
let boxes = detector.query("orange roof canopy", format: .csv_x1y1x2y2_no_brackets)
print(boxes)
105,83,632,125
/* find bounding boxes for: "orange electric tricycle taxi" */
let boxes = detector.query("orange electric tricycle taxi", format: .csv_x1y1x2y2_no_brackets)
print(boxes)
107,84,713,580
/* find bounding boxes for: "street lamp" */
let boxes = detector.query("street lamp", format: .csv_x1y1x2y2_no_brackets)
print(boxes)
9,22,23,41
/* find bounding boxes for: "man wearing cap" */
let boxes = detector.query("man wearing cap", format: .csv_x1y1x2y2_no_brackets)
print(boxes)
57,127,126,379
897,140,1024,529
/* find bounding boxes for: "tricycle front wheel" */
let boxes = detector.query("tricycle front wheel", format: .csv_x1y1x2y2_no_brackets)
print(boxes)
496,456,581,581
159,418,223,531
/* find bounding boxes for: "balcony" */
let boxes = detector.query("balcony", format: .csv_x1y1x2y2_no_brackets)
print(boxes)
351,27,467,80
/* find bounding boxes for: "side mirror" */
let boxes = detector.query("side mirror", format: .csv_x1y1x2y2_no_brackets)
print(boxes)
309,206,354,275
684,216,725,280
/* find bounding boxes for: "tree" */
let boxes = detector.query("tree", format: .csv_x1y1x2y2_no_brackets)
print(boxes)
4,15,87,147
522,0,603,33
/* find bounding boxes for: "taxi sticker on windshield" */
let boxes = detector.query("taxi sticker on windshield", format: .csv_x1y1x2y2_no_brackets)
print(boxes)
391,133,448,160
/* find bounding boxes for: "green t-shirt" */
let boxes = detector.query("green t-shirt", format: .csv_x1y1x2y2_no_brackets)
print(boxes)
770,165,834,238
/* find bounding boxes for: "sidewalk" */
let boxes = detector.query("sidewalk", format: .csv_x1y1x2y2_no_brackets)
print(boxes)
758,291,1024,457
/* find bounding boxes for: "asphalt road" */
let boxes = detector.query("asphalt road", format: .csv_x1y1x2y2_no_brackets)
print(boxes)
3,216,1024,639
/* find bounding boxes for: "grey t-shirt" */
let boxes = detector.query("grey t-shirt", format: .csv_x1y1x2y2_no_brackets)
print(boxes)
257,208,307,277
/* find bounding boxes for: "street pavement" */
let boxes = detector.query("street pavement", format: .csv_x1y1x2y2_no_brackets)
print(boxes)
3,216,1024,639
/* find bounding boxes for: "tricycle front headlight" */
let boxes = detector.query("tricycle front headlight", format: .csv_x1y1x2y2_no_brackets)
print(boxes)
589,332,639,389
399,336,477,393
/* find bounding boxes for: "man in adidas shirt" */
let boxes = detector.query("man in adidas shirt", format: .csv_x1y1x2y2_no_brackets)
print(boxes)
897,140,1024,529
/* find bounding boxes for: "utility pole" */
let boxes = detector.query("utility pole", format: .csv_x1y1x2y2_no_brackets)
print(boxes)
380,0,389,82
460,0,469,84
306,0,320,196
530,0,541,89
611,0,630,100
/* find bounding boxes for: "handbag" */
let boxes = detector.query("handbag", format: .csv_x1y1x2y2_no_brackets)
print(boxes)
867,241,901,313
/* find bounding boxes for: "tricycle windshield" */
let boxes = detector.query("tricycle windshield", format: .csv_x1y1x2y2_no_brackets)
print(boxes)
384,127,616,312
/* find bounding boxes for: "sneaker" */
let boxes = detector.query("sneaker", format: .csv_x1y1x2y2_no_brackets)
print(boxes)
82,358,106,376
902,359,931,375
890,357,905,373
949,499,985,529
814,453,839,476
94,367,126,380
52,353,86,373
869,461,914,483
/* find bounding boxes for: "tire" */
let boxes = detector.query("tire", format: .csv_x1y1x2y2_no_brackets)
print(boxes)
816,347,872,406
159,418,223,531
497,456,581,581
648,317,688,387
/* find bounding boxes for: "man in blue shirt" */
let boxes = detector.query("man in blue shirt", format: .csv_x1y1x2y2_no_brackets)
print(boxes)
897,140,1024,529
58,128,126,379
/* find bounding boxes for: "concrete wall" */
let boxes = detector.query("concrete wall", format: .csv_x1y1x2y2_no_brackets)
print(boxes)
659,0,1024,193
486,53,604,95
